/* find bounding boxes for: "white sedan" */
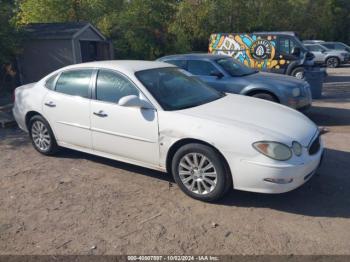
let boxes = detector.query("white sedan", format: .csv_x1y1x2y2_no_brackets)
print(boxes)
13,61,324,201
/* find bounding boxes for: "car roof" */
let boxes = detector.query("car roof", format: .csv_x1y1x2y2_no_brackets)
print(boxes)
60,60,175,73
158,53,230,61
321,42,344,45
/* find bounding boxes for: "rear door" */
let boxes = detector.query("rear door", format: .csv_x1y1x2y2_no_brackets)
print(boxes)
43,69,93,149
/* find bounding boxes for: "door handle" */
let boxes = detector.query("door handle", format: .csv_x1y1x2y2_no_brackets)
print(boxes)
93,110,108,117
44,101,56,107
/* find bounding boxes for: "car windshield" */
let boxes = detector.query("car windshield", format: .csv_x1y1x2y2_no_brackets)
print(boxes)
215,58,257,76
135,67,225,111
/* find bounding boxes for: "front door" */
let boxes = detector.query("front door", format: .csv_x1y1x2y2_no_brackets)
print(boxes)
43,69,93,148
312,45,327,63
277,36,301,74
90,69,159,166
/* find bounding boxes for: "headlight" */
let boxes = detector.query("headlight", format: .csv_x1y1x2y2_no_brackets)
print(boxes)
341,52,348,57
292,87,301,97
253,141,292,161
292,141,302,156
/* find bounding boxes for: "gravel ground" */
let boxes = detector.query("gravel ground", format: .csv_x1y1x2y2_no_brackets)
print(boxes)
0,69,350,255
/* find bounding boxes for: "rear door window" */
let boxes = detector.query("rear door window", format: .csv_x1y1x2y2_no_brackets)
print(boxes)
335,43,346,50
45,74,58,90
55,69,93,98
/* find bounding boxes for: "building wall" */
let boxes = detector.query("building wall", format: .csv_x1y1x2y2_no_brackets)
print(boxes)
18,39,73,84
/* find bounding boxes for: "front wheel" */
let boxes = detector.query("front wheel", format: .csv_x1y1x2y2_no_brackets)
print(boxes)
171,143,232,202
326,57,340,68
29,115,58,155
291,67,305,79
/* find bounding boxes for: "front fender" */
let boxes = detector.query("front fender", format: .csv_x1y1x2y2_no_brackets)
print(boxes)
240,85,285,104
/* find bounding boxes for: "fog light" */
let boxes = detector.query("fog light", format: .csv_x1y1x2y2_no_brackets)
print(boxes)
292,141,303,156
264,178,293,184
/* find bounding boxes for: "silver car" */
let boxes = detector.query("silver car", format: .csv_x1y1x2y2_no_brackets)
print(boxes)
157,54,312,110
320,41,350,53
305,44,349,68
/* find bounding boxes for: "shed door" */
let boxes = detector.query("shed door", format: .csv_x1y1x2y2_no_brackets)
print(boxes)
80,41,111,62
80,41,98,62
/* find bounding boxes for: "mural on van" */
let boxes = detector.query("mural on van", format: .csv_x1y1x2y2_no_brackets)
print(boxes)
209,34,289,70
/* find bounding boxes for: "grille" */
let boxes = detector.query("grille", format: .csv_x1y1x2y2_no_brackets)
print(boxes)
309,134,320,155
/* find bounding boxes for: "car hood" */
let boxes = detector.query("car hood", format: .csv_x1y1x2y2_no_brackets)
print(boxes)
243,72,306,88
179,94,317,146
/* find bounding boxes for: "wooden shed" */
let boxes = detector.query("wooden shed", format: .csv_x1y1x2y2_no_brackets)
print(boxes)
18,22,114,84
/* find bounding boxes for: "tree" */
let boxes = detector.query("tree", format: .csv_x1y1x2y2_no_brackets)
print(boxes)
111,0,178,59
0,0,21,64
16,0,125,36
13,0,350,59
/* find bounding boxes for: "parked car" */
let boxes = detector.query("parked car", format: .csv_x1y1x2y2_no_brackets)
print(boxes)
302,40,325,44
305,44,349,68
209,31,315,79
158,54,312,110
13,61,324,201
320,41,350,53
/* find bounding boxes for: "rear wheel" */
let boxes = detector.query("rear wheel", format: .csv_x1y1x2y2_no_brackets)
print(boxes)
171,143,232,202
326,57,340,68
29,115,58,155
251,92,278,102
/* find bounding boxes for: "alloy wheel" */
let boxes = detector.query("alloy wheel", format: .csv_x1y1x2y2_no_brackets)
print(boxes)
327,57,339,68
178,153,217,195
31,120,51,151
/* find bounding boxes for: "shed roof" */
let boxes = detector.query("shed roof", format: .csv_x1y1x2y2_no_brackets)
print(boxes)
24,22,105,40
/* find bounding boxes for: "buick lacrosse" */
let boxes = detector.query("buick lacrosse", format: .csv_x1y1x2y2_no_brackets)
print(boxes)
13,61,324,201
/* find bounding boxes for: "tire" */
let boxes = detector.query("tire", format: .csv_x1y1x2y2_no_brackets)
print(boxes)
171,143,232,202
326,57,340,68
28,115,58,155
251,92,278,102
291,67,305,79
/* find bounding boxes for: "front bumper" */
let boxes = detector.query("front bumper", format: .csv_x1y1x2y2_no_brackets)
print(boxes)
229,140,324,194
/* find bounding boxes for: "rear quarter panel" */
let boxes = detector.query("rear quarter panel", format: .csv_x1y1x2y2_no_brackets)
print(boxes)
13,82,48,132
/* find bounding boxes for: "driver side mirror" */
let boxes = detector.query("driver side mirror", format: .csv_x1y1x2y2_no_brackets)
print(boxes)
118,95,154,109
291,47,301,57
210,71,224,79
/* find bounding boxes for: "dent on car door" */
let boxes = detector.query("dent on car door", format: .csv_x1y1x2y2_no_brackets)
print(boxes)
42,69,93,148
90,69,159,166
